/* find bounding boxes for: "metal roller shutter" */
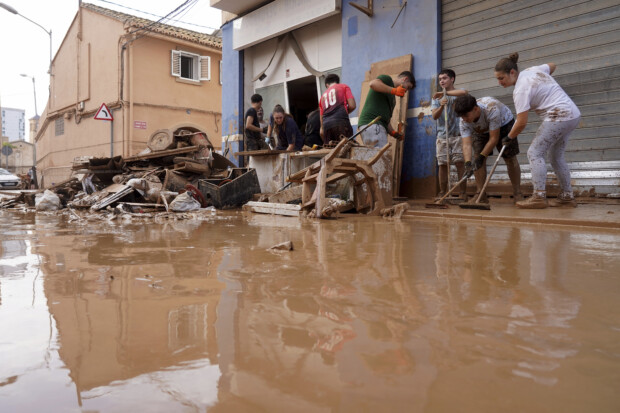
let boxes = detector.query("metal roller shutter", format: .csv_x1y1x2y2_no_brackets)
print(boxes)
442,0,620,195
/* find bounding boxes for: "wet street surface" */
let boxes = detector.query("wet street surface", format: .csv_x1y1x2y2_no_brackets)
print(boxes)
1,210,619,412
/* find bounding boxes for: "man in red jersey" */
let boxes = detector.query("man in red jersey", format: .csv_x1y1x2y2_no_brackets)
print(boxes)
319,74,357,144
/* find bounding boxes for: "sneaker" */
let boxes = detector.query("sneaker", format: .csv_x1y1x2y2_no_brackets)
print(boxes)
434,191,446,201
549,194,577,208
516,194,548,209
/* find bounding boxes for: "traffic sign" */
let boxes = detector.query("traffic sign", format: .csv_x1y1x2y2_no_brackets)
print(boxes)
94,103,113,121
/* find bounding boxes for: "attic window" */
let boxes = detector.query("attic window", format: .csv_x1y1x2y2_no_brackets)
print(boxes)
171,50,210,82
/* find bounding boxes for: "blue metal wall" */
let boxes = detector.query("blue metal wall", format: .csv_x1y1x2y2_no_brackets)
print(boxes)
342,0,441,197
221,22,244,166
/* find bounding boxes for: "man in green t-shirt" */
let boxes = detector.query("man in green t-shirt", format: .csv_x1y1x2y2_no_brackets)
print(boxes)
358,71,415,147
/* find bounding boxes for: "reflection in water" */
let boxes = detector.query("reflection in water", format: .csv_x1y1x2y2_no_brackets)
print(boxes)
0,211,619,412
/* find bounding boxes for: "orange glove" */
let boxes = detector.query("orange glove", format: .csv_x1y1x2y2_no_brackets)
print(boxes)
389,130,403,140
390,86,407,97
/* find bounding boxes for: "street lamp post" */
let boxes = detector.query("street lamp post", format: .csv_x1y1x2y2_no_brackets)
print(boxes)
1,2,52,189
20,74,38,187
0,2,52,75
20,74,38,126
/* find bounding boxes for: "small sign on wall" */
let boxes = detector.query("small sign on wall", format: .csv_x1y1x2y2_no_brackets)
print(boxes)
133,121,147,129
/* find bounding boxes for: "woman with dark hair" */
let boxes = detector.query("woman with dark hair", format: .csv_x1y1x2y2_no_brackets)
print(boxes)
495,52,581,209
271,105,304,151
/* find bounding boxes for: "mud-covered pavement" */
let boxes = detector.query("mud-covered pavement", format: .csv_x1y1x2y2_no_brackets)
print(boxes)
1,210,619,412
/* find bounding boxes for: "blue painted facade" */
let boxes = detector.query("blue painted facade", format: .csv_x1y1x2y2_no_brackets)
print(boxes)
221,1,441,195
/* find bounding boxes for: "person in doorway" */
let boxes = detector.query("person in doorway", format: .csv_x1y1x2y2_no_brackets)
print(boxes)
454,94,523,203
358,71,415,147
319,74,356,144
495,52,581,209
272,105,304,151
245,94,269,151
431,69,468,200
305,108,323,148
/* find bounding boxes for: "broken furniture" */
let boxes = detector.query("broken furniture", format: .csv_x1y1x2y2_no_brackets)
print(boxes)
198,168,261,209
287,138,392,218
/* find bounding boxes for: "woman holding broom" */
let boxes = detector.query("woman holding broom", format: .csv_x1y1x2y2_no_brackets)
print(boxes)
495,52,581,209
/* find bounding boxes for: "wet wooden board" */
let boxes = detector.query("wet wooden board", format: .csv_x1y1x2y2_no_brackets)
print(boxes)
124,146,200,162
243,201,301,217
234,149,289,156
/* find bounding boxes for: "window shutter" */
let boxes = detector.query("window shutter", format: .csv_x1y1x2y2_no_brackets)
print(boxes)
171,50,181,77
199,56,211,81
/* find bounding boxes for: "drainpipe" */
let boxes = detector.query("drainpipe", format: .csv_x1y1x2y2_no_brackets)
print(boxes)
110,108,114,157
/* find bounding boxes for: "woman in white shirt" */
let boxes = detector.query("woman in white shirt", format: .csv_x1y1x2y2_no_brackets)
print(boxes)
494,52,581,209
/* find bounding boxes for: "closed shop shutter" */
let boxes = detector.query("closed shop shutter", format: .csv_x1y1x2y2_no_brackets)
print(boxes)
442,0,620,195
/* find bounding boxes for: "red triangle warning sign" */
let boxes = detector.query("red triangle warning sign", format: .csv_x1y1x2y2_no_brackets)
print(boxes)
94,103,113,121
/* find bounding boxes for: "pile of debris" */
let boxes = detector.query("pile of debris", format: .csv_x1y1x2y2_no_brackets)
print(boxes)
0,127,261,216
244,136,408,219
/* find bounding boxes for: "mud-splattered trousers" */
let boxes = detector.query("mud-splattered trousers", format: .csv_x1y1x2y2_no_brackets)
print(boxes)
528,117,580,195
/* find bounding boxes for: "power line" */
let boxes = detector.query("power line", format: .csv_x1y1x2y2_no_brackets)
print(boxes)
93,0,218,31
127,0,196,38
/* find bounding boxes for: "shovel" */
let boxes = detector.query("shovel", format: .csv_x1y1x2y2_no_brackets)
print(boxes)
459,145,507,211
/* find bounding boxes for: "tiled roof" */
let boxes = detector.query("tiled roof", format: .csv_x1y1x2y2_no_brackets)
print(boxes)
81,3,222,49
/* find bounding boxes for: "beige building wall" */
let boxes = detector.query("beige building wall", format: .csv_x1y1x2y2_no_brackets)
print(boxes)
125,35,222,155
6,141,34,175
35,6,222,188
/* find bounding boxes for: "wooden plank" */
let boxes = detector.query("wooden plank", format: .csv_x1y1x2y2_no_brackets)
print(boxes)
234,149,289,156
290,149,331,157
243,201,301,217
266,185,302,204
124,146,199,162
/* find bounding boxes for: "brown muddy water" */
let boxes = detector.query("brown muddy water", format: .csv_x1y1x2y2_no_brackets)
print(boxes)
0,210,619,412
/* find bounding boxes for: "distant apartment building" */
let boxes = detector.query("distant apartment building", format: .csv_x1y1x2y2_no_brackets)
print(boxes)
1,107,25,141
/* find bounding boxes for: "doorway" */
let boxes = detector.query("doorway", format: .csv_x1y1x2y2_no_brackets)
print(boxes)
286,76,319,132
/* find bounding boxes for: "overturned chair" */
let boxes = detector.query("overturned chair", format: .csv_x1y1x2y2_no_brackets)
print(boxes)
287,137,391,218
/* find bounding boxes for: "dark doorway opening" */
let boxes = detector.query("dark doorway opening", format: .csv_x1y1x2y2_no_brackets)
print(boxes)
287,76,319,133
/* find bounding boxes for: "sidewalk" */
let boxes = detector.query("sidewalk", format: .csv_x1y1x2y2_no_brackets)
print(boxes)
405,198,620,230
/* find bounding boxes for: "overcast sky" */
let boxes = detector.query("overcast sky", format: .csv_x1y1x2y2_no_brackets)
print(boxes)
0,0,222,141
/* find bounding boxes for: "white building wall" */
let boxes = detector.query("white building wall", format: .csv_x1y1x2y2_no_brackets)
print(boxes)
246,14,342,89
1,107,26,142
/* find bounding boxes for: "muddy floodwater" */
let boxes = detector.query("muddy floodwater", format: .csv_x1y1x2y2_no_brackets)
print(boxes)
1,210,619,412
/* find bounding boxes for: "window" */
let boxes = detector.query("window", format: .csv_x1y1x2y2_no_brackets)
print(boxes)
171,50,210,82
55,118,64,136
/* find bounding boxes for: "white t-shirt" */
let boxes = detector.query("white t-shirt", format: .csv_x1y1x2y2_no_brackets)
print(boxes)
513,64,580,122
459,97,514,139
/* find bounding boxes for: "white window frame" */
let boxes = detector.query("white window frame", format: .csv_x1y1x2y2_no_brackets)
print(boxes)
171,50,211,82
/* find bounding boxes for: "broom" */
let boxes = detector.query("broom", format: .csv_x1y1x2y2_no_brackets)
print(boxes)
425,173,470,209
459,145,507,211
